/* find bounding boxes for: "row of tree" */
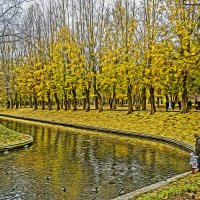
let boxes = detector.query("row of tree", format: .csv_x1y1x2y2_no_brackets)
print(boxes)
0,0,200,114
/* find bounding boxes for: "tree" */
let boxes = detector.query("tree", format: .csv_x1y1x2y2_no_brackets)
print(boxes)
167,0,200,113
0,0,27,43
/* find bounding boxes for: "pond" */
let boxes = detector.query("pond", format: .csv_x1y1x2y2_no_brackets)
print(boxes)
0,118,190,200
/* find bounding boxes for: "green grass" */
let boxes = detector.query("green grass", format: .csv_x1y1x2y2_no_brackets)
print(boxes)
135,173,200,200
0,123,31,147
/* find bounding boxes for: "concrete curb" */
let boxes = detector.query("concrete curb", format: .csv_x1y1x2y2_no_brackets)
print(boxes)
0,137,33,152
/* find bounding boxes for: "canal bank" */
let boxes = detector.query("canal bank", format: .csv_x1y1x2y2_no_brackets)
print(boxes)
0,123,33,152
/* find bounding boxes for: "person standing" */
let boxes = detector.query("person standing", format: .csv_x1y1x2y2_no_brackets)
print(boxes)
189,152,198,174
188,100,192,110
194,133,200,171
172,101,175,110
109,98,113,110
169,101,172,110
195,98,199,110
166,101,169,112
178,100,181,110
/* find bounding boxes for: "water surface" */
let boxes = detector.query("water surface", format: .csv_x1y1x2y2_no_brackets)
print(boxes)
0,118,190,200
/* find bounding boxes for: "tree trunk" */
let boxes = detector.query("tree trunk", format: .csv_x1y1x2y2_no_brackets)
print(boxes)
85,88,90,112
83,97,86,110
10,97,14,109
134,89,141,110
72,87,77,111
19,96,22,108
97,91,103,112
54,92,60,111
141,87,146,110
113,83,117,109
42,95,45,110
47,90,52,111
149,85,156,115
127,84,133,114
93,76,98,110
68,99,71,109
60,98,63,110
29,95,33,108
6,99,10,109
33,92,38,110
15,92,19,109
63,91,68,110
120,99,124,106
166,95,169,112
181,72,188,113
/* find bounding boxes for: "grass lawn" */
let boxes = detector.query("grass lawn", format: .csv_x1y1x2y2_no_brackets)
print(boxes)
0,106,199,199
135,173,200,200
0,123,32,148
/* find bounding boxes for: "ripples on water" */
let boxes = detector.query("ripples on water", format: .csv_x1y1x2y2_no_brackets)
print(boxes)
0,119,190,200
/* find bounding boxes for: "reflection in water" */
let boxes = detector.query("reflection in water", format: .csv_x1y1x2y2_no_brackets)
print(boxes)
0,119,189,200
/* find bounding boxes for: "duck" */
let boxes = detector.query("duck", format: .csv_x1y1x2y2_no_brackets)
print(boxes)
119,188,125,196
47,176,51,180
91,187,98,193
61,187,66,192
127,175,133,180
4,150,9,155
